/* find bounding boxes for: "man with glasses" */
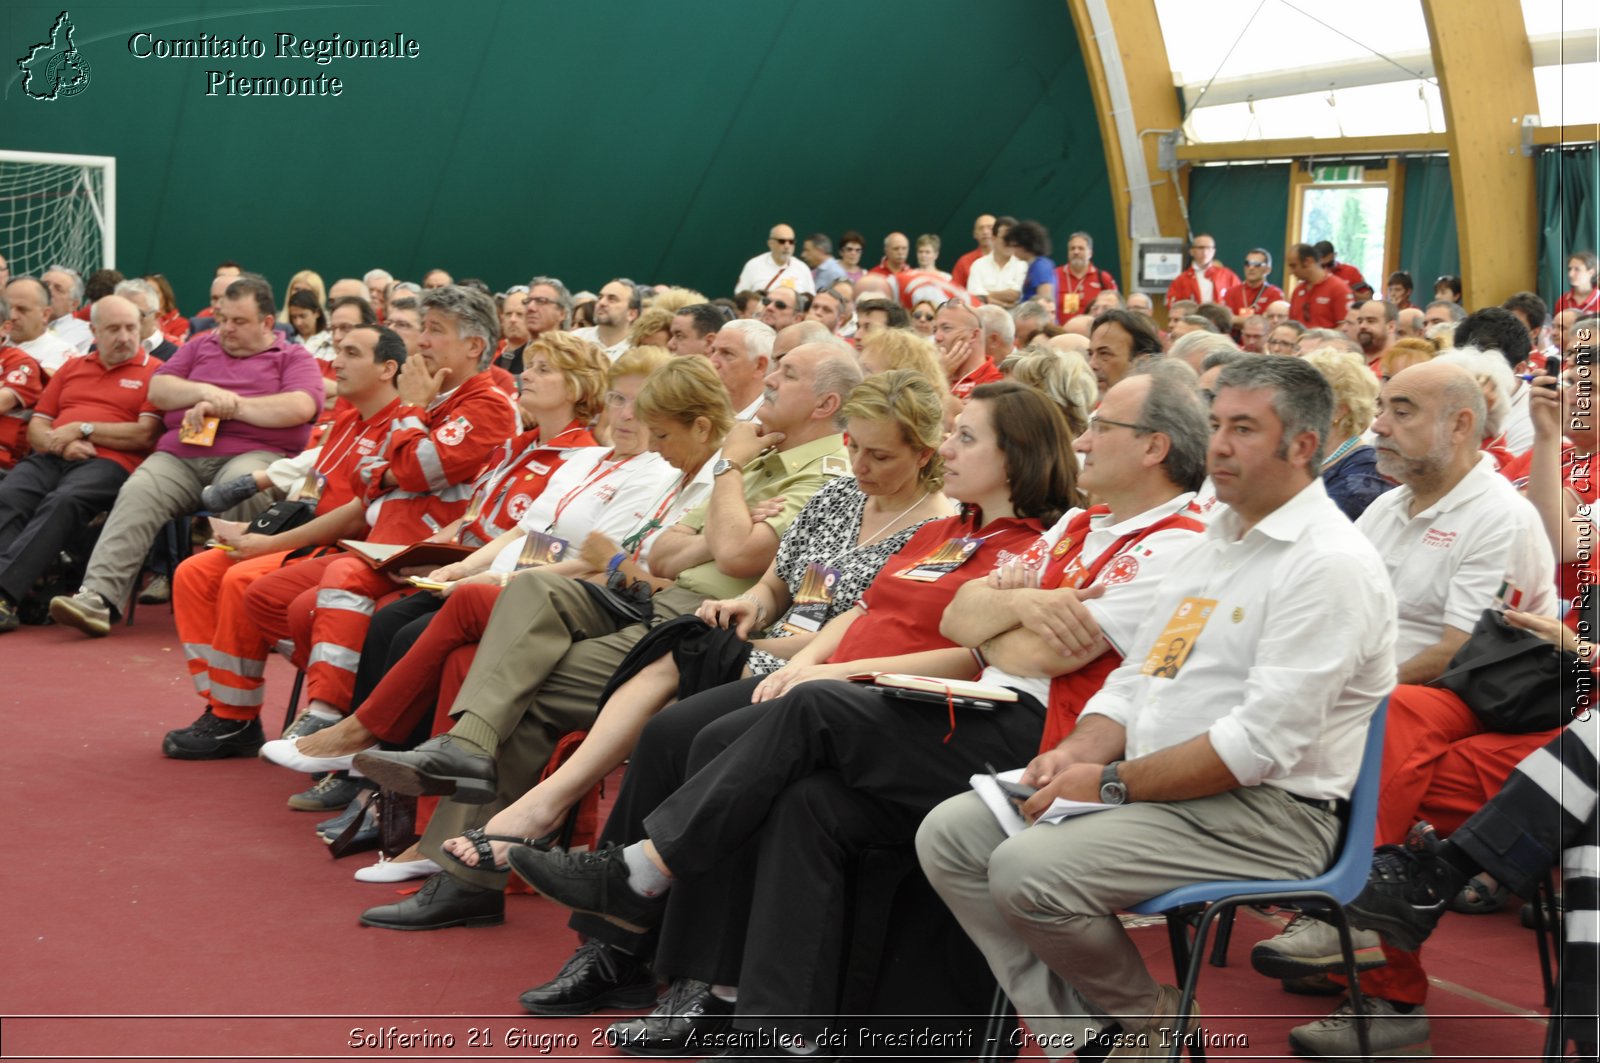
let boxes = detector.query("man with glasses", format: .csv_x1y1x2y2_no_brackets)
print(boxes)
1264,321,1304,356
734,224,815,297
758,289,803,331
1224,248,1285,324
1164,233,1240,310
934,299,1001,399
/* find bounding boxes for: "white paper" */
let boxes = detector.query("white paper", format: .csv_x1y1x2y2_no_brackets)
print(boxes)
969,767,1118,837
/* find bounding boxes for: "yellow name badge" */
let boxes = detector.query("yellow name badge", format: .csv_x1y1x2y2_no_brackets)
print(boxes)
1140,596,1218,679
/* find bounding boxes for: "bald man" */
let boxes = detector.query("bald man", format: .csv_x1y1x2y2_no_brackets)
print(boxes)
735,223,816,296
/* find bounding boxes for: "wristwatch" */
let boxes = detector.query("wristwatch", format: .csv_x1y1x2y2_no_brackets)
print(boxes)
79,422,95,439
1099,761,1128,805
712,457,743,478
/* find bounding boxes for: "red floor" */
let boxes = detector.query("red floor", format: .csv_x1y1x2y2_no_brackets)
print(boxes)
0,609,1560,1061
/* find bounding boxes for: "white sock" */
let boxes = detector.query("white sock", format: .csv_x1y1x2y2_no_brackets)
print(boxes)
710,985,738,1002
621,843,671,897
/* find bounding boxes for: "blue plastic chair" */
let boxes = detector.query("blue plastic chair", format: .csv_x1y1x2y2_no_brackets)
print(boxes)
1123,696,1390,1062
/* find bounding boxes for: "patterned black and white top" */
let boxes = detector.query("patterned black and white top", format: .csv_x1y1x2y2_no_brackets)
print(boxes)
749,476,938,674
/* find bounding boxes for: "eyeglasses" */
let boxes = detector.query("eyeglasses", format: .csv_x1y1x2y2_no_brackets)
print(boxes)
1086,414,1151,435
1244,259,1268,268
1266,338,1296,351
526,295,560,309
603,390,631,408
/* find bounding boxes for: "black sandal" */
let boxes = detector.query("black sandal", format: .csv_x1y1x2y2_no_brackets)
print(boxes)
440,827,557,873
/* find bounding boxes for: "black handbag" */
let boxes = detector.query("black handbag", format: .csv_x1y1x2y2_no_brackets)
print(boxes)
247,499,315,536
1429,608,1577,734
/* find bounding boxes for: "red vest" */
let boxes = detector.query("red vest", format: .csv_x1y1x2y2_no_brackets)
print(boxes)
1036,505,1207,752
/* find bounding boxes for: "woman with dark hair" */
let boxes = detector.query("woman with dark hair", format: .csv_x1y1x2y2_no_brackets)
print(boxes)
1004,219,1058,309
285,289,332,363
1556,250,1598,315
838,229,867,283
145,273,190,345
509,380,1081,1037
1434,274,1463,303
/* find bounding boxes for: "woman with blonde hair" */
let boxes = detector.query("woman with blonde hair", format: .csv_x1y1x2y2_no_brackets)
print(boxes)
437,369,959,872
281,269,327,318
1382,336,1437,380
1303,347,1391,519
857,326,944,387
1001,343,1096,439
627,306,676,350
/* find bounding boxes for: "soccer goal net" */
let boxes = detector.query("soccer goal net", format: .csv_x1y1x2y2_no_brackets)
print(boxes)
0,150,116,281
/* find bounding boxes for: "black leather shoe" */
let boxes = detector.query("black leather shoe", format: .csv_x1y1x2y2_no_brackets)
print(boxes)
519,940,658,1016
358,871,504,930
507,842,667,933
352,735,497,803
605,978,732,1057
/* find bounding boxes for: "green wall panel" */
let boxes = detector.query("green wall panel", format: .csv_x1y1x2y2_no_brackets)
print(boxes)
1397,155,1459,294
1187,163,1291,281
2,0,1113,313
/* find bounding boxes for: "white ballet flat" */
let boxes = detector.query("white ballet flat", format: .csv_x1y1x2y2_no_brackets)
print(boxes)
353,857,442,883
259,736,369,773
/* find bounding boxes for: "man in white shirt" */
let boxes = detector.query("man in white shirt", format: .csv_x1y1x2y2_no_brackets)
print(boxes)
733,223,815,297
114,278,178,361
1456,306,1537,454
1252,359,1555,1059
708,318,776,422
571,279,638,362
917,355,1396,1056
3,278,77,374
41,267,93,353
965,215,1027,308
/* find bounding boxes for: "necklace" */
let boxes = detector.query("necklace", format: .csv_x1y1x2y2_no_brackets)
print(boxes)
1320,436,1362,470
824,490,931,567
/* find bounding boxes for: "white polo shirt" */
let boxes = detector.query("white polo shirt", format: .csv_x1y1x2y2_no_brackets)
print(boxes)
1356,452,1555,661
734,254,815,296
965,254,1027,299
1501,380,1535,456
489,448,676,574
18,330,77,374
1083,478,1397,801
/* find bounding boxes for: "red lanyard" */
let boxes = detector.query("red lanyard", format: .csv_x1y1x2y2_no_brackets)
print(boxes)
548,451,638,531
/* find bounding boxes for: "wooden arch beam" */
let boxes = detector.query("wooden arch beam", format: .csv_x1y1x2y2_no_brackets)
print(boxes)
1421,0,1540,307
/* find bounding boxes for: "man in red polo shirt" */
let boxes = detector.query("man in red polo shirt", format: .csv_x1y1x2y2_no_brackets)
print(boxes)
1224,248,1286,322
0,315,45,472
1054,231,1118,323
934,300,1001,399
1165,233,1240,309
1287,243,1353,329
0,295,161,631
869,232,913,292
950,214,995,292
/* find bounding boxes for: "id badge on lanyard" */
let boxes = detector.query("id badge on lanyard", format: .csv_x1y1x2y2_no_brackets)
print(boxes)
779,562,841,634
517,530,568,570
896,537,982,582
292,471,327,506
1140,596,1217,679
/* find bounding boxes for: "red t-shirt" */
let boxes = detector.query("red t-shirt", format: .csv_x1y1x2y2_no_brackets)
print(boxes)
1165,264,1241,308
1329,261,1369,294
1289,275,1352,329
1053,263,1117,322
951,357,1004,400
0,346,46,469
1223,282,1285,317
1555,289,1600,315
950,248,985,292
32,351,162,474
829,511,1045,664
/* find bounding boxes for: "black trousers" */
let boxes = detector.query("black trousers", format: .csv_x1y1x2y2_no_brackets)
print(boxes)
570,676,765,956
351,591,444,745
641,679,1044,1037
0,455,127,603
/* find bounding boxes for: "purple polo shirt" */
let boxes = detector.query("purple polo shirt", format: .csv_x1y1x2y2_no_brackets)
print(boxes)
153,331,324,459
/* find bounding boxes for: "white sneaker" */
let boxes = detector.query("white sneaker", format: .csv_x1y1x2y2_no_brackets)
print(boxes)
1249,913,1386,980
49,588,111,637
1288,997,1432,1061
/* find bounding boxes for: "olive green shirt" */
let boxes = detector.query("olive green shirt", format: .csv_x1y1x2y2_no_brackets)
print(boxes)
673,432,849,601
